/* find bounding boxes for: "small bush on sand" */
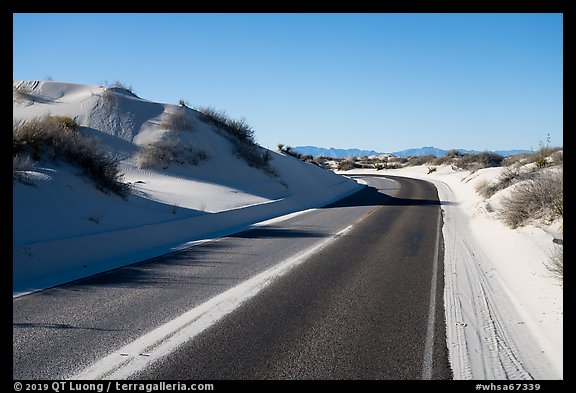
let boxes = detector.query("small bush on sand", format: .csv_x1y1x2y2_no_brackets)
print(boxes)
111,80,135,95
457,151,504,171
196,106,255,144
13,115,130,197
475,167,533,198
159,109,195,132
407,155,436,166
137,138,209,169
546,245,563,283
196,106,276,176
337,160,357,171
13,86,38,103
499,169,563,228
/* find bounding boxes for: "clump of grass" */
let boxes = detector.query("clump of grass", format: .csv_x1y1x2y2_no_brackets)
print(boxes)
277,145,320,167
550,150,563,165
13,153,35,172
406,155,436,166
475,167,533,198
502,153,530,167
456,151,504,171
474,179,491,198
196,106,276,176
432,149,463,166
107,80,137,96
278,145,302,159
337,160,358,171
546,245,563,283
13,86,38,103
12,154,36,184
137,138,209,169
388,156,408,166
13,115,130,197
195,106,255,144
159,109,195,132
233,142,276,175
99,89,122,110
498,169,563,228
178,99,191,108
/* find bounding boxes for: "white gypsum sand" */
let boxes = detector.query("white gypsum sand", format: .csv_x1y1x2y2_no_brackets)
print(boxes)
341,165,562,380
13,80,361,295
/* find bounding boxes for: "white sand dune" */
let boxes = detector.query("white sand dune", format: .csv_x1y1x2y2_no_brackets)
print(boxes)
13,80,361,295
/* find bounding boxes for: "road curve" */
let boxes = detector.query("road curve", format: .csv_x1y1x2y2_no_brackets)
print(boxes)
132,175,450,380
13,175,450,380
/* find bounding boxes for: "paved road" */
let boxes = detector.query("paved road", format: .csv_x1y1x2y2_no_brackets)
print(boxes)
13,175,450,380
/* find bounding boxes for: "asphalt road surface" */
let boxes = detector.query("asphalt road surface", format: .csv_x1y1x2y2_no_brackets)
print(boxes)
13,175,451,380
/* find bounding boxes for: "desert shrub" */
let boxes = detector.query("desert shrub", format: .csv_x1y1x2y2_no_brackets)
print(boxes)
13,115,130,197
445,149,464,159
100,89,122,109
196,106,277,175
388,156,408,165
235,141,276,176
13,86,38,103
474,179,491,198
312,157,331,169
502,153,531,167
195,106,255,144
407,155,436,166
431,156,447,166
475,167,532,198
550,150,563,165
427,166,437,174
111,80,135,95
522,146,563,166
547,245,563,283
457,151,504,171
278,145,303,160
13,153,36,183
337,160,358,171
13,153,35,172
534,155,548,169
138,138,208,169
51,115,78,130
159,109,195,132
457,153,476,169
499,169,563,228
535,146,562,168
233,143,276,175
431,149,462,166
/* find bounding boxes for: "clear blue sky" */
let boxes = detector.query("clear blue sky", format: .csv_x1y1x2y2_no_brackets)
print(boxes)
13,13,563,152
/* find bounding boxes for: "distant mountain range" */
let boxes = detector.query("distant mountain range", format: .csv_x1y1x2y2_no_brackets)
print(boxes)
292,145,531,158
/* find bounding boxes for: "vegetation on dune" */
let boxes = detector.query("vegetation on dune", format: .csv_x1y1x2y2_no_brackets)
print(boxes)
137,108,207,169
13,115,130,198
297,140,563,281
196,106,276,176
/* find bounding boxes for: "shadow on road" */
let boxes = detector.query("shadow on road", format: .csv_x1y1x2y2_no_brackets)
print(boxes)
326,179,458,209
230,227,328,240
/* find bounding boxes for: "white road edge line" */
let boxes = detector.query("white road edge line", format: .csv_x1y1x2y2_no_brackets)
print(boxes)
70,224,356,380
422,205,442,380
